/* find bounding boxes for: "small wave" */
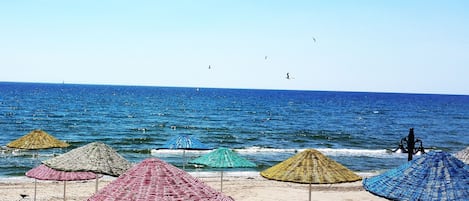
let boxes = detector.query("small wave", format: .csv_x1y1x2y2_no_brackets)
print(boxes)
150,149,211,157
315,148,400,158
151,147,406,159
236,147,408,158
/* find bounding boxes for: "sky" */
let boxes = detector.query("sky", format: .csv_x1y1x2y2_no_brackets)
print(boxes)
1,1,468,95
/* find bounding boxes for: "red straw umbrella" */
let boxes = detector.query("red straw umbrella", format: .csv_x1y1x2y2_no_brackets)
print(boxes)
26,164,99,201
88,158,233,201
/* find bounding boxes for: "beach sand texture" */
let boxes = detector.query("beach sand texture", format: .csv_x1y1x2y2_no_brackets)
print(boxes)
0,175,387,201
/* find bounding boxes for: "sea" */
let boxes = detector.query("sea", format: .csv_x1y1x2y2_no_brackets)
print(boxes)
1,82,468,178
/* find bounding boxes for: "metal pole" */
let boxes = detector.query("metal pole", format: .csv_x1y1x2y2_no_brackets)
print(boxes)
34,179,37,201
183,149,186,169
34,150,39,201
95,174,99,193
407,128,415,161
220,170,224,192
64,181,66,201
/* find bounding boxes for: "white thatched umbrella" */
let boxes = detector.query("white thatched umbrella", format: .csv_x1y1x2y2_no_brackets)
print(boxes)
455,146,469,164
43,142,132,192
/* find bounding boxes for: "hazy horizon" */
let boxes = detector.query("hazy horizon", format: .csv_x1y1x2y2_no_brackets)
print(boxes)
2,81,468,96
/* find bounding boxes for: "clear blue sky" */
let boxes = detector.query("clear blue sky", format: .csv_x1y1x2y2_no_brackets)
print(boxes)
1,1,468,95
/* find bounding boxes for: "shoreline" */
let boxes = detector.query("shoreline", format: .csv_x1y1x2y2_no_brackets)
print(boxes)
0,172,387,201
0,171,379,183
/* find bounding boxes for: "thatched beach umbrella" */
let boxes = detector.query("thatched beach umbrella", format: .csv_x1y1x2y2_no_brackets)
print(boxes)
26,164,99,201
159,134,211,169
455,146,469,164
161,134,210,150
88,158,234,201
43,142,132,192
190,147,256,192
7,129,70,201
7,129,70,150
363,151,469,201
260,149,361,201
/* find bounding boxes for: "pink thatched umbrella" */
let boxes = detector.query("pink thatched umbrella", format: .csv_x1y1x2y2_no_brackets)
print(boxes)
88,158,233,201
26,164,99,201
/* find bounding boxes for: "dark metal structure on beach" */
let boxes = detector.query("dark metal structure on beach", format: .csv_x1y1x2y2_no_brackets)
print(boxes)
392,128,426,161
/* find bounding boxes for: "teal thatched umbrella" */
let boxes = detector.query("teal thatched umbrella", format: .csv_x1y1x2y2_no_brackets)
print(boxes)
190,147,256,192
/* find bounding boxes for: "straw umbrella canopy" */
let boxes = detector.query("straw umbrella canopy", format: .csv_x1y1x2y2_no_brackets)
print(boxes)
88,158,233,201
26,164,99,201
43,142,132,192
363,151,469,201
7,129,70,150
159,134,211,169
260,149,361,201
43,142,131,176
455,146,469,164
7,129,69,201
190,147,256,192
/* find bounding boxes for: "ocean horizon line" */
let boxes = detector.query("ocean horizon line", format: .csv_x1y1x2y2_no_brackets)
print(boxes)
1,81,467,96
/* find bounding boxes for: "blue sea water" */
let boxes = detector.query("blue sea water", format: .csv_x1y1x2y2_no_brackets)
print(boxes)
1,82,468,177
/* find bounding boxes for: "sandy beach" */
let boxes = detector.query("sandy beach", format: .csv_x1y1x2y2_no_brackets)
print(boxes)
0,173,387,201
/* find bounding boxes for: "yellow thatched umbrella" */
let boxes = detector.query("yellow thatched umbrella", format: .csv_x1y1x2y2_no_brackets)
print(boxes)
261,149,361,201
7,130,70,150
7,129,70,201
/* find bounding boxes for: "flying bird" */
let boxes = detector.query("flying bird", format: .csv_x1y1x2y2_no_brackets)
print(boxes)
208,65,211,69
312,37,317,43
286,72,295,80
265,56,268,60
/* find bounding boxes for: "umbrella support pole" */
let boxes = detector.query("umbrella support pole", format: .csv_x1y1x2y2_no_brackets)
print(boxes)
183,149,186,169
34,178,37,201
220,170,224,192
308,182,311,201
34,150,39,201
64,181,66,201
95,174,99,193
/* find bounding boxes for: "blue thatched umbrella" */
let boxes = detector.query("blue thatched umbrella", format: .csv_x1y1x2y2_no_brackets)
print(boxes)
159,134,211,169
363,151,469,201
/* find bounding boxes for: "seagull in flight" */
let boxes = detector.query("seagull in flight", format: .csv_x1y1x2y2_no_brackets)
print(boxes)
208,65,211,69
265,56,268,60
286,72,295,80
312,37,317,43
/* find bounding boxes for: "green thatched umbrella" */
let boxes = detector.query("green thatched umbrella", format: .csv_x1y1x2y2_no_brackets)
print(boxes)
260,149,361,201
7,130,69,150
190,147,256,192
43,142,132,192
7,129,69,201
